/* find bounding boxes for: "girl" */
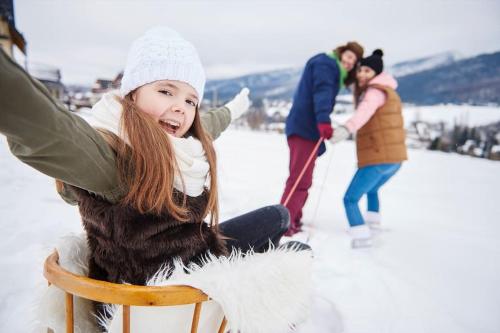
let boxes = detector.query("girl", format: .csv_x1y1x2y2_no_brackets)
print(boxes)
280,41,364,236
329,49,408,248
0,27,303,287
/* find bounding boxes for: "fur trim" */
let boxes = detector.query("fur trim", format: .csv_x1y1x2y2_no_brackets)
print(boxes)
36,234,313,333
34,234,97,333
71,185,227,286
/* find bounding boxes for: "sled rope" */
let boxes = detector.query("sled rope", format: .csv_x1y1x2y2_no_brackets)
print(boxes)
283,137,324,207
307,142,335,243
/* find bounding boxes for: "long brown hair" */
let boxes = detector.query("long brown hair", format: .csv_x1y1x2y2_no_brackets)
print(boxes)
115,94,219,227
333,41,364,87
55,94,218,230
56,95,219,227
353,79,367,108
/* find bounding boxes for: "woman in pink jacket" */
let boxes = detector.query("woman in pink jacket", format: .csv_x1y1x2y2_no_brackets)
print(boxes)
330,49,408,248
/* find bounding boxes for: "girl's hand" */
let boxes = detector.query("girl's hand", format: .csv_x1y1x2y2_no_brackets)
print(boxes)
329,126,350,144
225,87,251,120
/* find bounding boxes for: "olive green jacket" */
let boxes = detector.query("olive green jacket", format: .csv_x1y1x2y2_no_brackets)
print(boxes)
0,49,231,204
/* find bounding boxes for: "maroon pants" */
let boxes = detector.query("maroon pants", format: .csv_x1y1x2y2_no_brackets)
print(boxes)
280,135,318,230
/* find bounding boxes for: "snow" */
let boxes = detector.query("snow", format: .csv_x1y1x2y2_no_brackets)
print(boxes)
261,99,500,127
27,62,62,82
263,99,292,118
336,94,355,104
1,129,500,333
402,105,500,128
333,104,500,128
388,51,462,77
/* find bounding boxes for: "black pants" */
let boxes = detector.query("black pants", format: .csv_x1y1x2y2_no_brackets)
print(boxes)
219,204,311,253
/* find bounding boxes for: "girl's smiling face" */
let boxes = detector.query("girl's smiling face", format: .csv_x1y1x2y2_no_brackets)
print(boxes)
356,65,377,88
131,80,199,137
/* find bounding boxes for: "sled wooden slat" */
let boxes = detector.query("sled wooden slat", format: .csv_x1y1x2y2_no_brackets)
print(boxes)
44,251,230,333
43,251,209,306
123,305,130,333
190,302,202,333
218,317,227,333
65,292,74,333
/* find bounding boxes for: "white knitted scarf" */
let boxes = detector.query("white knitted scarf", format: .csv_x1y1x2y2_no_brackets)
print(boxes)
79,91,209,197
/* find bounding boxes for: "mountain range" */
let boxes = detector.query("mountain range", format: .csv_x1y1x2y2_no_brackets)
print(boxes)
205,51,500,105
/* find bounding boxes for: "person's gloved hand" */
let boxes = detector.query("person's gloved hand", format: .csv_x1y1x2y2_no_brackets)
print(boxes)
317,122,333,139
329,125,350,144
225,87,251,120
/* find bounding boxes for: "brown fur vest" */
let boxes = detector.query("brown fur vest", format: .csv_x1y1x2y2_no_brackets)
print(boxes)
70,186,228,285
356,84,408,168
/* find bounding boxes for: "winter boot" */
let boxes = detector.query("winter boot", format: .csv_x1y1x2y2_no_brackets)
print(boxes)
284,225,300,237
278,240,312,252
349,224,373,249
364,211,381,230
284,220,303,237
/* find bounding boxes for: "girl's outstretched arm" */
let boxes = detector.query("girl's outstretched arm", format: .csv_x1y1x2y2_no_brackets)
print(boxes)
200,106,231,140
200,87,250,140
0,49,124,203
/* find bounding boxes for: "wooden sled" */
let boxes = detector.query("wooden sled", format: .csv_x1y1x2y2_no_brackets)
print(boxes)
43,251,227,333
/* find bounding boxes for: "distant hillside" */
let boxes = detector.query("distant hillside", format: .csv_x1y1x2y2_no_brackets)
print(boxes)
205,68,302,103
388,51,461,77
397,51,500,105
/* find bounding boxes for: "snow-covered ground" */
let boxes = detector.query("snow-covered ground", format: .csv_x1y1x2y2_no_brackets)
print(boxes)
333,104,500,128
1,129,499,333
402,104,500,128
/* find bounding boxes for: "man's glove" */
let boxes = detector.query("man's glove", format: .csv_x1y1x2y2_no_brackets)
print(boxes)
317,122,334,139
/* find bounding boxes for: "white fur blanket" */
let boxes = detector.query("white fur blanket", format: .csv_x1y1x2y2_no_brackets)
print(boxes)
36,234,313,333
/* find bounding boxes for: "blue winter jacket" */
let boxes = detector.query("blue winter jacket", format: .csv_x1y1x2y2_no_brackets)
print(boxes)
285,53,341,155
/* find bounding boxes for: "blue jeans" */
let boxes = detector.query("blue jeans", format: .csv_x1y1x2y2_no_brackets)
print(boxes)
343,163,402,227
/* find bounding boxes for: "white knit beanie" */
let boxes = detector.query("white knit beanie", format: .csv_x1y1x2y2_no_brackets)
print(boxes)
120,26,205,100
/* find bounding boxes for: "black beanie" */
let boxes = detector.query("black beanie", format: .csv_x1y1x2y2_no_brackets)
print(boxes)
360,49,384,75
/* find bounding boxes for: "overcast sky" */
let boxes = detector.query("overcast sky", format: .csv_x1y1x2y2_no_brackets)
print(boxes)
12,0,500,85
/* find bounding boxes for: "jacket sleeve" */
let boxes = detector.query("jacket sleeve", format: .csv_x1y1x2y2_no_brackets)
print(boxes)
344,88,386,133
312,62,339,124
0,49,124,203
200,106,231,140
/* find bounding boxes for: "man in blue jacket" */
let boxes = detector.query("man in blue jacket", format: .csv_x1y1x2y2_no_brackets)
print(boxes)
281,41,364,236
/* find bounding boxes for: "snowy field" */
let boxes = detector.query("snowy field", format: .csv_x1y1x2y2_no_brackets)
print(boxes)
1,129,499,333
401,104,500,127
332,104,500,129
